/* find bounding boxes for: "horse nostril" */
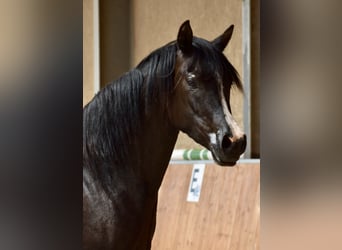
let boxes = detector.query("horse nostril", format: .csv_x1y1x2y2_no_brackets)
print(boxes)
221,134,232,150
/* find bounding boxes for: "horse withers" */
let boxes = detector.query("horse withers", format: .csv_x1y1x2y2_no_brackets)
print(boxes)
83,20,246,250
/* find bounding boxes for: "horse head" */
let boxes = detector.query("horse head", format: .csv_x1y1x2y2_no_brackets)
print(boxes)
168,20,246,166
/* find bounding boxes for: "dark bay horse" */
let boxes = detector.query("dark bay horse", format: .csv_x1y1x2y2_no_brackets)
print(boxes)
83,20,246,250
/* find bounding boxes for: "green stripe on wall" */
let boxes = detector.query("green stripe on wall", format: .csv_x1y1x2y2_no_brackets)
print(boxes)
202,149,209,160
181,149,211,160
183,149,190,160
190,149,201,160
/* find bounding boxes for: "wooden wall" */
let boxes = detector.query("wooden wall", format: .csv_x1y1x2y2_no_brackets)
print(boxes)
251,0,260,158
152,163,260,250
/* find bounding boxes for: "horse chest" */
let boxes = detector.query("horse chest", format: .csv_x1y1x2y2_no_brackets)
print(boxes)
84,177,157,249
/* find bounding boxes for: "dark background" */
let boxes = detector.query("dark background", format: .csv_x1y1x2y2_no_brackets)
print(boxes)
0,1,82,249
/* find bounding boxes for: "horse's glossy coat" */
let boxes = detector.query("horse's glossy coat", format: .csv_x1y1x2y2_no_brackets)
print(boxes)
83,20,246,249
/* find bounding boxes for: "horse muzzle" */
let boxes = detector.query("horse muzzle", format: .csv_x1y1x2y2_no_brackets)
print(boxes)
210,133,247,166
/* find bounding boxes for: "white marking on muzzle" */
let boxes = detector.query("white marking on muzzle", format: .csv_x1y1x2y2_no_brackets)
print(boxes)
219,83,244,139
209,133,216,145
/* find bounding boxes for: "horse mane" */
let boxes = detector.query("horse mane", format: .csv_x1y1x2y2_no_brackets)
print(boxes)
83,69,144,185
83,37,241,188
83,42,177,187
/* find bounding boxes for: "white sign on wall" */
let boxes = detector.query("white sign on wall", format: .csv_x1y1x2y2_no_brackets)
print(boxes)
187,164,206,202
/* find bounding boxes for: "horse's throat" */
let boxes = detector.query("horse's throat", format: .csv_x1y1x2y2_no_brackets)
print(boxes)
139,117,179,192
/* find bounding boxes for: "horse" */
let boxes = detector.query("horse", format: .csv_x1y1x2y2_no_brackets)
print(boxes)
83,20,246,250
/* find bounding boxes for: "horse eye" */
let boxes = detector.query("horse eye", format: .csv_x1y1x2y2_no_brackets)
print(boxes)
186,73,196,86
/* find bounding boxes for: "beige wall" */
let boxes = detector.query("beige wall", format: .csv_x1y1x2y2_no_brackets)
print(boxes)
83,0,94,106
131,0,244,149
99,0,131,87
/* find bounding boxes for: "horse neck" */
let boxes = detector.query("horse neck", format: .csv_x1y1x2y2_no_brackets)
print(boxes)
138,103,179,194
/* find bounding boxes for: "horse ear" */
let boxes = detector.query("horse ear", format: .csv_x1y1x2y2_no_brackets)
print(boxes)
177,20,193,54
212,25,234,52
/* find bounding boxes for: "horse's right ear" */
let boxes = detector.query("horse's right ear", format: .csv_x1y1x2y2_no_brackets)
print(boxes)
177,20,193,54
212,25,234,52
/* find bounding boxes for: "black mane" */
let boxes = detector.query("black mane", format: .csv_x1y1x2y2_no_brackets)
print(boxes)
83,42,177,187
83,69,143,186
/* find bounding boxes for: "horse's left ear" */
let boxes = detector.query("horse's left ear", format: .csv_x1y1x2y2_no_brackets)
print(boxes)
212,25,234,52
177,20,193,54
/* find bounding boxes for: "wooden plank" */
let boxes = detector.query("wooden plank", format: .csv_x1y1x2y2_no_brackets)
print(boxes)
152,163,260,250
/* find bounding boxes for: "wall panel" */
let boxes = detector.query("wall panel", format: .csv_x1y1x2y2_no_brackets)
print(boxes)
152,163,260,250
